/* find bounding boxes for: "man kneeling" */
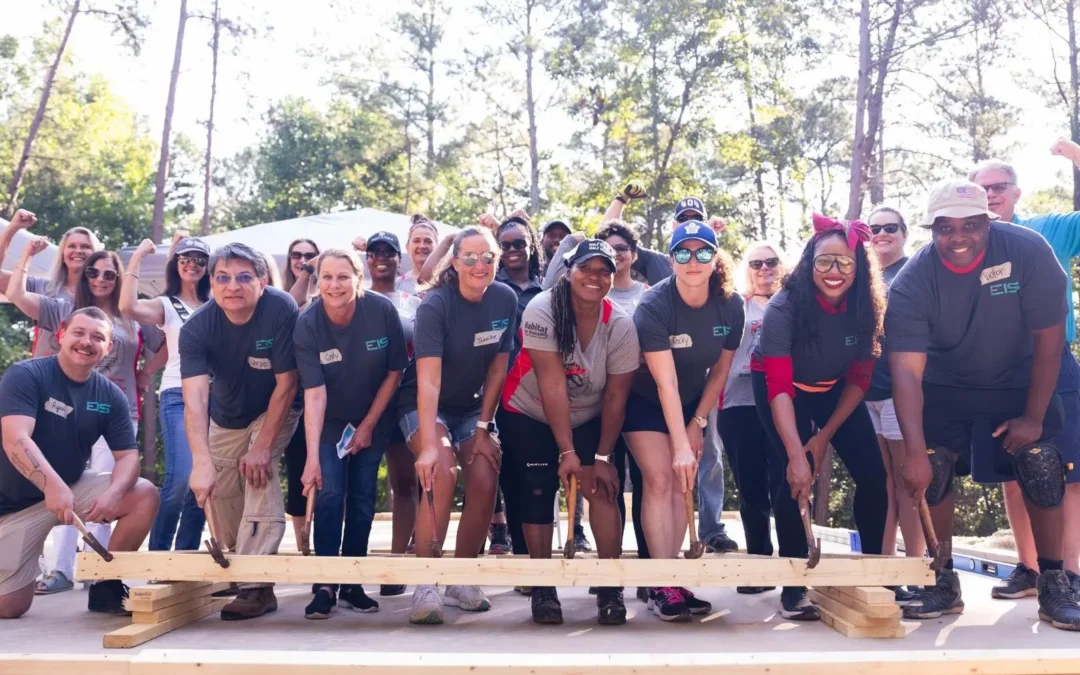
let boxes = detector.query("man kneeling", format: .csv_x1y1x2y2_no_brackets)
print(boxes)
0,307,158,619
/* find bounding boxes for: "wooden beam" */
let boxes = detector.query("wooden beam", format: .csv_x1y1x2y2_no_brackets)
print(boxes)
814,586,899,618
807,590,899,628
124,582,230,613
817,605,905,639
129,581,216,602
78,552,932,588
104,599,228,649
0,654,130,675
132,595,217,624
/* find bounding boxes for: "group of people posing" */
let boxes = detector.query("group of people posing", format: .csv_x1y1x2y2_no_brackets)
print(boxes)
0,140,1078,634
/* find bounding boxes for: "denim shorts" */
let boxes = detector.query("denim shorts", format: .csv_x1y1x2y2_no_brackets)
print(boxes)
399,409,481,447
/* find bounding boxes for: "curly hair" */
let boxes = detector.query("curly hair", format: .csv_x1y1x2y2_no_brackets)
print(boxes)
595,220,638,252
496,217,544,281
427,227,500,290
781,229,885,358
708,249,737,301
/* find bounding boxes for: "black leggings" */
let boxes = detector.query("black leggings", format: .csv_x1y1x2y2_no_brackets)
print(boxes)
751,372,887,560
717,405,781,556
620,435,650,559
283,422,307,518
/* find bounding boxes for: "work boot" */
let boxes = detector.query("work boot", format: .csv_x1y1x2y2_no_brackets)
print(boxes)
648,587,690,622
991,562,1038,599
304,587,336,620
704,530,739,554
380,584,406,597
211,582,240,598
444,584,491,612
737,586,775,595
409,584,444,625
530,586,563,625
87,580,131,616
596,587,627,626
1037,570,1080,631
221,586,278,621
677,587,712,615
574,525,592,553
1065,570,1080,602
487,523,512,555
904,568,964,619
888,585,915,606
779,587,819,621
339,585,379,613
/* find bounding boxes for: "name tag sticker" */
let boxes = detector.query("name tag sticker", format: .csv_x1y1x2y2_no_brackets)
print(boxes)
980,262,1012,285
45,398,73,419
669,334,693,349
474,330,504,347
319,349,342,364
248,356,272,370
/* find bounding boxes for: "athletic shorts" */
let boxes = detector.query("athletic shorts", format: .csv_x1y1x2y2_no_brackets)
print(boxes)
622,393,700,434
865,399,903,441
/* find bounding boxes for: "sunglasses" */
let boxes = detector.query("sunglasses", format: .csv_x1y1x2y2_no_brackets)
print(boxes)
289,251,318,261
814,253,855,275
84,267,118,282
672,247,716,265
610,243,632,254
366,248,398,260
213,272,257,286
869,224,902,235
748,257,780,270
675,211,703,223
499,239,528,252
177,254,208,268
980,182,1013,195
458,251,498,267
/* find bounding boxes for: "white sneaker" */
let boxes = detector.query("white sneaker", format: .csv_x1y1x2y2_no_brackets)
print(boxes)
444,584,491,612
409,585,444,625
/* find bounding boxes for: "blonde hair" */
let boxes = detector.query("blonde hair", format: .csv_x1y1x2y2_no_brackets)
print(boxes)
48,227,103,295
738,240,787,297
315,248,365,298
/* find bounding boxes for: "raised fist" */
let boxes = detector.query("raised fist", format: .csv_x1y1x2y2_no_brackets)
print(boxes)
352,236,367,252
11,209,36,230
477,213,499,232
135,238,157,257
622,179,647,201
27,236,49,256
1051,137,1079,158
507,208,531,224
707,216,727,235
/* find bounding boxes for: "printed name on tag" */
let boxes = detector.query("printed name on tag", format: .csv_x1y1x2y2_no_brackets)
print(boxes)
473,329,504,347
980,262,1012,285
248,356,272,370
45,398,74,419
319,349,342,364
669,334,693,349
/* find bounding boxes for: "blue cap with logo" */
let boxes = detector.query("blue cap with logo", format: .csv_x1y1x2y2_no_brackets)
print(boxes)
674,197,707,221
668,220,717,252
563,238,616,271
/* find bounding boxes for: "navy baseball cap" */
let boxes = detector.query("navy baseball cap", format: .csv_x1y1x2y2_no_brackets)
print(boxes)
563,238,616,271
674,197,707,221
668,220,717,252
367,231,401,253
542,219,571,235
174,237,209,257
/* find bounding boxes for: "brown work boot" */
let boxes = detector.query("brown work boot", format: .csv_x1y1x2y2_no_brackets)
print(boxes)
221,586,278,621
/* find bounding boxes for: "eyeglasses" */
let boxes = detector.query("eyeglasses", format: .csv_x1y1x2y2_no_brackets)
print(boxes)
458,251,498,267
675,211,703,223
980,182,1014,195
869,224,902,235
672,247,716,265
84,267,118,282
499,239,528,252
177,254,208,268
366,248,398,260
213,272,257,286
748,257,780,270
289,251,318,261
813,253,855,275
610,243,632,254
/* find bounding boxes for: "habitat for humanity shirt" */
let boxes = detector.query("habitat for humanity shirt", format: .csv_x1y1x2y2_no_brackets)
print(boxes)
179,286,299,429
397,282,518,418
886,221,1067,389
0,356,135,516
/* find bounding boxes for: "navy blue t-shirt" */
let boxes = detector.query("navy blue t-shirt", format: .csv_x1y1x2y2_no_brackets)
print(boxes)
886,222,1068,389
632,276,744,405
179,286,300,429
294,294,407,444
865,257,908,402
0,357,135,516
397,282,518,418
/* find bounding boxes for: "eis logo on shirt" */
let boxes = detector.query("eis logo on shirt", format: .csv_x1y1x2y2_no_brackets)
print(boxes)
86,401,112,414
255,338,273,351
712,325,730,338
845,335,858,347
365,337,389,351
474,319,509,347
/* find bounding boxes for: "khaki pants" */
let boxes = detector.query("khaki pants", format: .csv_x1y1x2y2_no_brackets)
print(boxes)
207,410,301,576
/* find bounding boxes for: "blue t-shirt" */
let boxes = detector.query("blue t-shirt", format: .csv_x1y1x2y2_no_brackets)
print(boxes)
1013,212,1080,343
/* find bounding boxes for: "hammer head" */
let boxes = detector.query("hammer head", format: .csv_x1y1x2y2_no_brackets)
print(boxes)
685,541,705,560
300,524,312,556
806,538,821,569
82,533,113,563
205,537,231,568
563,537,576,560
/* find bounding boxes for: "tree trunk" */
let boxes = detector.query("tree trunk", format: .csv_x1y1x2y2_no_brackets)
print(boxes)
141,387,159,478
738,16,768,238
201,0,220,236
151,0,189,244
524,0,540,215
1069,0,1080,211
869,123,885,205
425,3,437,181
846,0,871,221
3,0,80,217
775,166,786,237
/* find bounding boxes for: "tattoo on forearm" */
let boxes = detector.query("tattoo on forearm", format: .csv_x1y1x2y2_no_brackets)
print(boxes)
13,438,48,490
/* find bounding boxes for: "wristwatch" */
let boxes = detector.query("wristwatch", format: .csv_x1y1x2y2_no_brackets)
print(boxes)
476,420,496,434
595,454,612,464
692,415,708,429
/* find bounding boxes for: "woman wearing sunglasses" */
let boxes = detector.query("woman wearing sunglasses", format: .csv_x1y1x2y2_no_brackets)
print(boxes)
8,246,163,601
750,213,888,621
284,238,320,308
121,236,212,552
623,220,743,622
398,226,517,625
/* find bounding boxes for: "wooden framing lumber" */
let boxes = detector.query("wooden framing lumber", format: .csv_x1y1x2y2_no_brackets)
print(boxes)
104,598,228,649
132,595,218,624
124,582,230,613
128,581,215,602
817,604,905,639
813,586,899,618
78,552,933,588
807,590,899,627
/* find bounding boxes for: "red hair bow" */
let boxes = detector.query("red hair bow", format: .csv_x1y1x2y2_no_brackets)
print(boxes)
812,213,871,251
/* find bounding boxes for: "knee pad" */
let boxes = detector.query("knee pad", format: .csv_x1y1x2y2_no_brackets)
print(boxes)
520,461,559,525
925,447,956,507
1014,443,1068,509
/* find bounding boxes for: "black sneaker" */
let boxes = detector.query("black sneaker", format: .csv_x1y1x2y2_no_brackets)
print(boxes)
339,585,380,613
904,568,964,619
596,587,627,625
1037,570,1080,631
87,580,131,616
889,585,916,606
487,523,512,555
574,525,592,553
991,562,1038,599
636,586,651,603
648,587,690,622
380,584,406,597
677,588,711,615
779,587,819,621
704,531,739,554
737,586,775,595
1067,570,1080,602
304,588,336,620
531,586,563,625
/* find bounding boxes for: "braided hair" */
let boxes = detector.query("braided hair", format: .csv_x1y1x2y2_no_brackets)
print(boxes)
550,275,577,359
496,216,544,281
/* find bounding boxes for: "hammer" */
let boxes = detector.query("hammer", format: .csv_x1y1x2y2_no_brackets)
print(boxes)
426,488,442,558
300,489,316,556
683,489,705,559
917,498,945,571
563,475,578,559
201,501,231,568
799,493,821,569
72,513,113,562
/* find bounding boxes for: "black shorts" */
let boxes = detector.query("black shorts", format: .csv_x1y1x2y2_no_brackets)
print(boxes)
621,392,700,434
497,409,603,468
923,383,1064,484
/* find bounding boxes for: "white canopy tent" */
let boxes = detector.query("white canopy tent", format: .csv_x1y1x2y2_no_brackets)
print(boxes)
0,217,60,302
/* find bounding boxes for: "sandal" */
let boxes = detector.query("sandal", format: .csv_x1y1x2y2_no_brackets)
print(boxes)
34,570,74,595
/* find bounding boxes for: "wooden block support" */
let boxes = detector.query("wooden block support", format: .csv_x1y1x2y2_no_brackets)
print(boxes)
817,604,905,639
129,581,216,602
78,552,933,588
808,590,898,628
132,595,218,624
104,598,228,649
124,582,230,613
813,586,899,619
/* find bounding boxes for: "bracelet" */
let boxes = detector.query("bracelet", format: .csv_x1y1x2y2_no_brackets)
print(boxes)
125,272,140,279
559,450,575,458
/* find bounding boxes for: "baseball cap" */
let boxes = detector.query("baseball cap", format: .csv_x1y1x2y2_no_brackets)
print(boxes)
174,237,209,257
674,197,707,221
668,220,717,252
919,179,1000,227
542,219,571,236
563,238,616,271
367,231,401,253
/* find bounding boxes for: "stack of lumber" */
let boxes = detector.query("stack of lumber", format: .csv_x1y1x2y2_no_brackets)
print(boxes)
103,581,231,649
809,586,906,638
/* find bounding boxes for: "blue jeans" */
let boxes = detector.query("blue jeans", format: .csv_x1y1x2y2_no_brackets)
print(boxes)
697,408,727,541
149,388,206,551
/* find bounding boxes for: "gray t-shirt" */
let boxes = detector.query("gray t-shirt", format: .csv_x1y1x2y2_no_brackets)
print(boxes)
372,288,421,351
504,290,640,427
25,276,72,358
397,282,518,417
722,295,766,409
608,281,648,314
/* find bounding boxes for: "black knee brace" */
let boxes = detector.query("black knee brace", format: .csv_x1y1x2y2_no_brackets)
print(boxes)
520,460,559,525
925,447,956,507
1013,443,1069,509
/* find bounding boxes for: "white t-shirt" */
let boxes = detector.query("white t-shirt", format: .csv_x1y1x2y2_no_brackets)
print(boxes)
721,295,767,409
158,296,198,393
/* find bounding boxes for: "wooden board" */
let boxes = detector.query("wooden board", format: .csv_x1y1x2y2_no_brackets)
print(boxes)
104,598,228,649
813,586,899,618
817,604,905,639
78,552,933,588
129,581,216,602
124,582,230,613
807,590,899,628
0,654,130,674
132,595,218,624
